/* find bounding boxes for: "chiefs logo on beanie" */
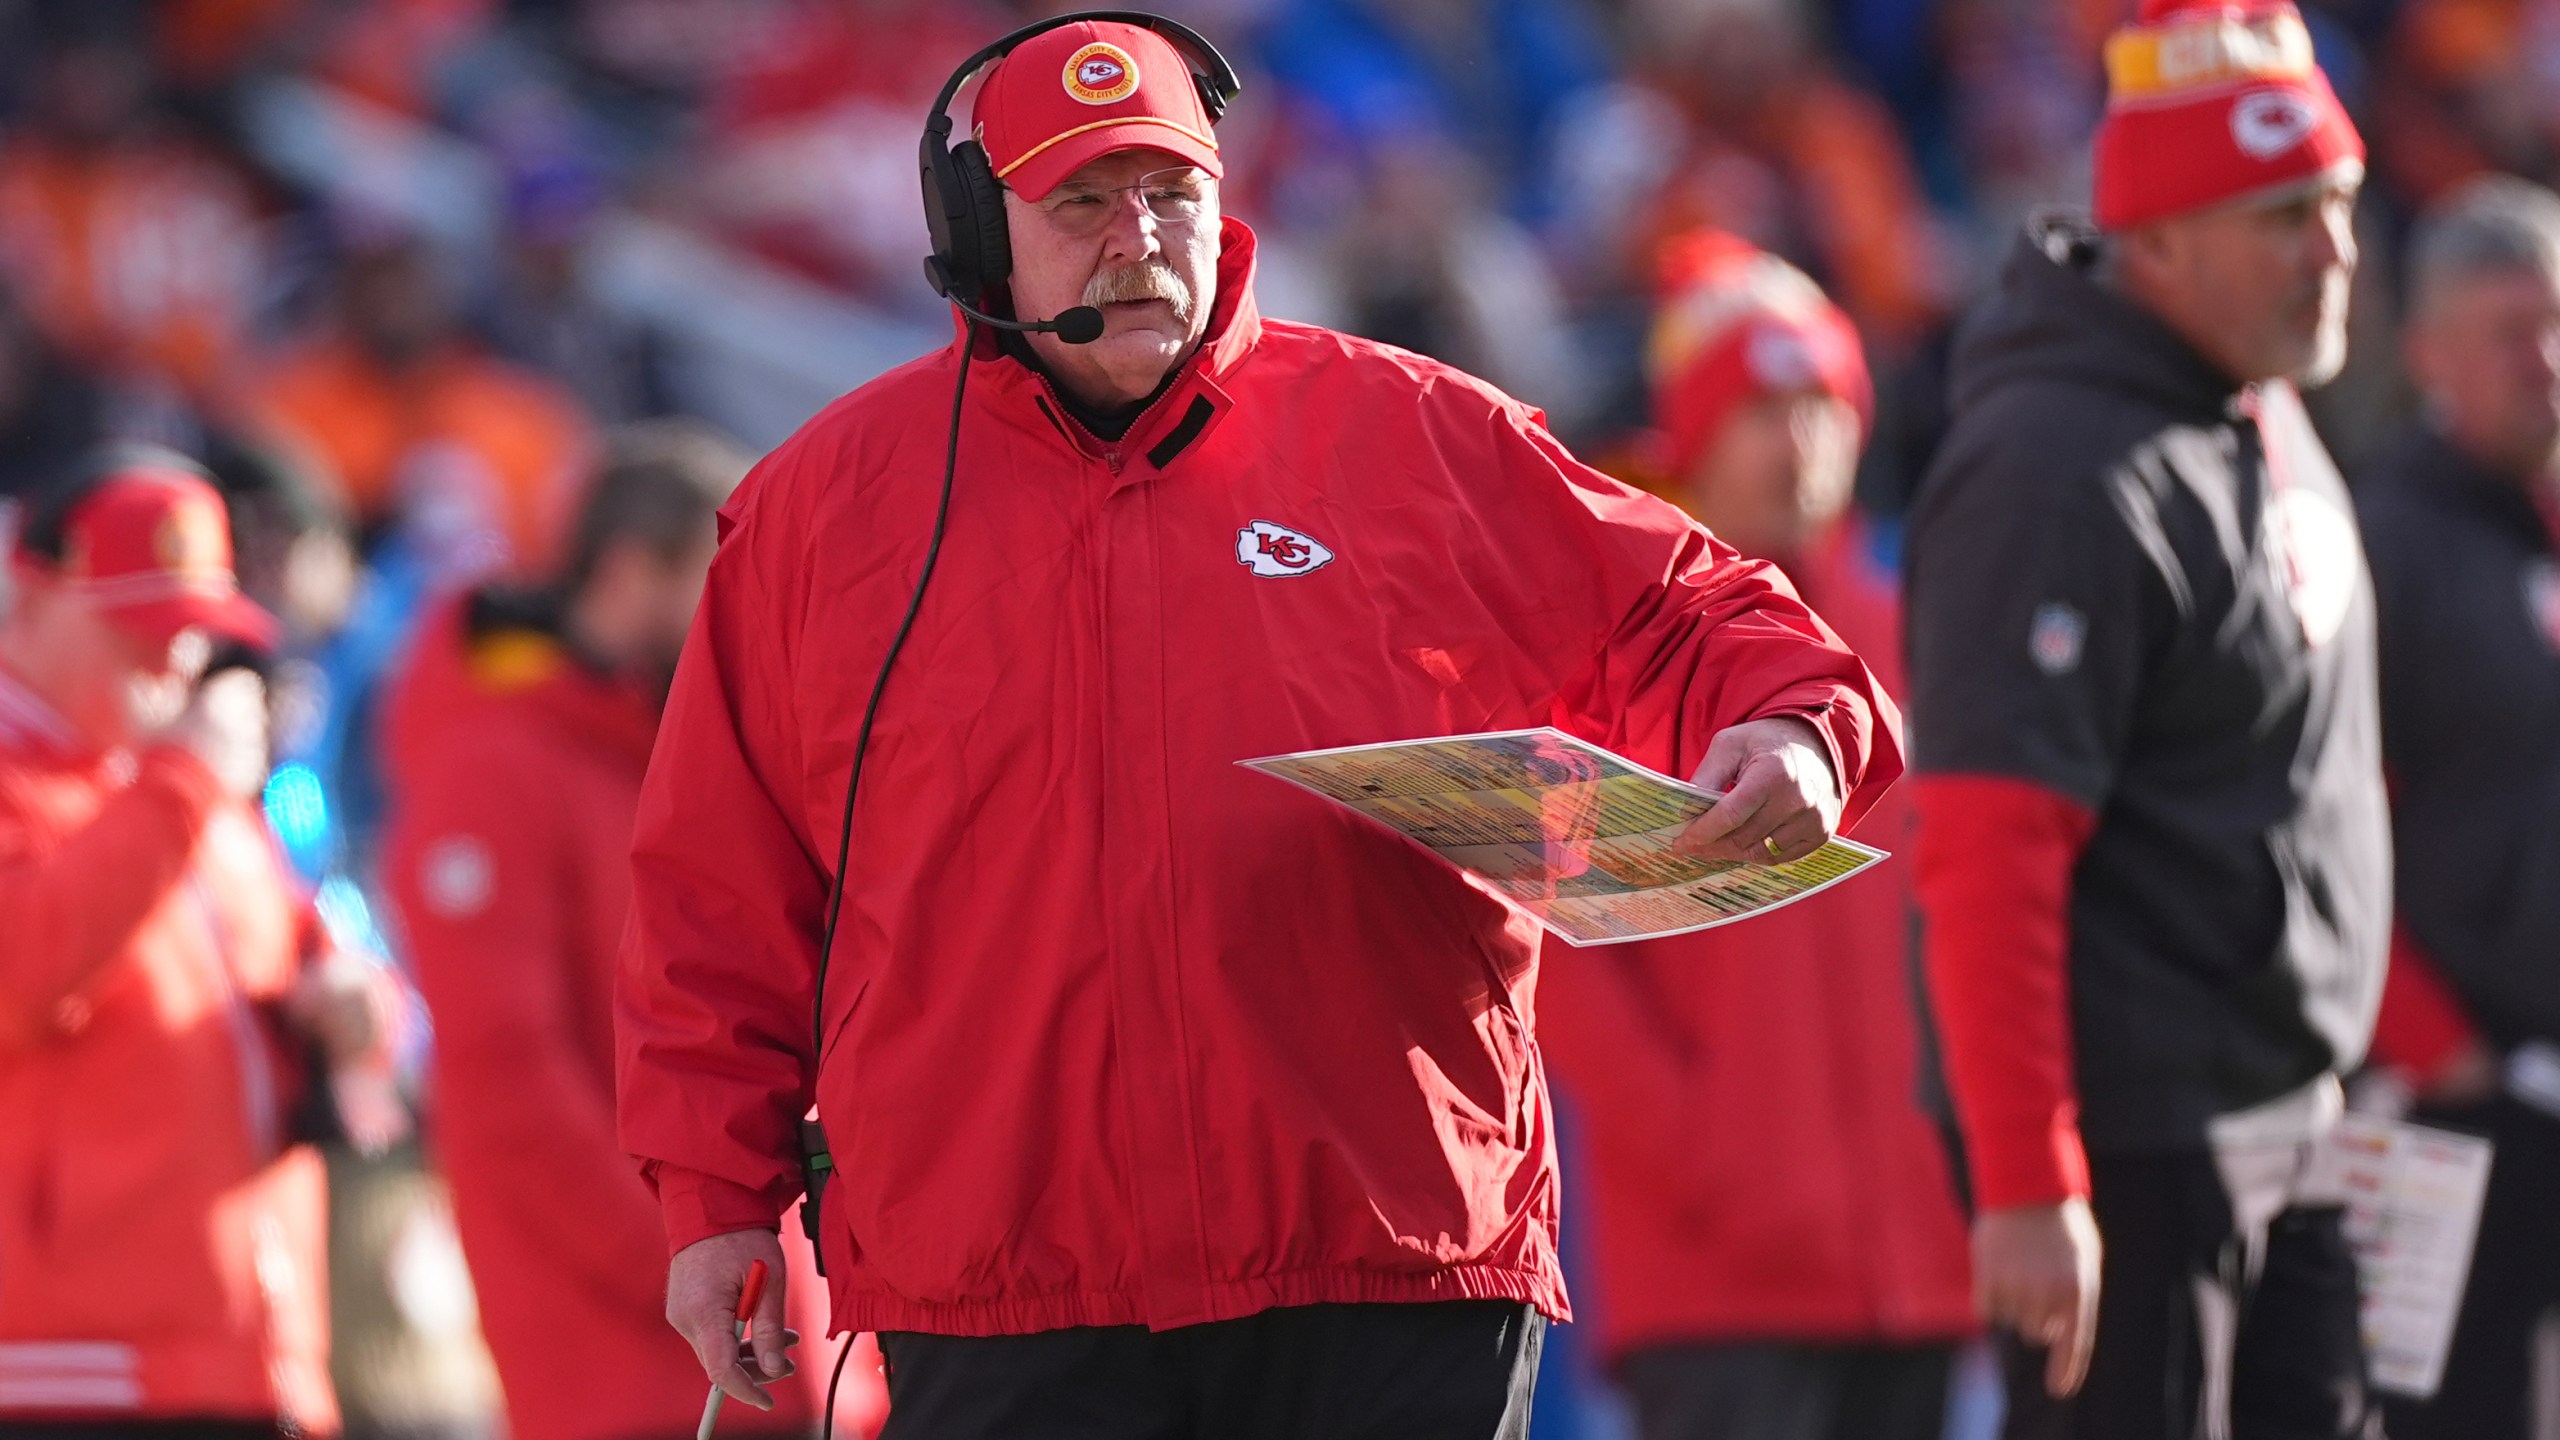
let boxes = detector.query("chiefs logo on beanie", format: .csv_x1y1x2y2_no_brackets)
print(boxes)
2093,0,2363,230
1646,231,1871,482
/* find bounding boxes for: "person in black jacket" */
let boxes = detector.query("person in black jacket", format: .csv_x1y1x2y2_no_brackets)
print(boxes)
1902,2,2391,1436
2359,174,2560,1440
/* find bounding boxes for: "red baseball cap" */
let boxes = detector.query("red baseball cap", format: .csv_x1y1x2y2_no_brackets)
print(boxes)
972,19,1222,202
25,462,280,654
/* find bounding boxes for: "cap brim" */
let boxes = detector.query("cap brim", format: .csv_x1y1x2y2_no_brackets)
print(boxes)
999,123,1222,202
110,590,282,655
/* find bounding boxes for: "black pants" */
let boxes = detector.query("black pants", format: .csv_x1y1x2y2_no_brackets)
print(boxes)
875,1300,1543,1440
2001,1149,2379,1440
2385,1095,2560,1440
1616,1340,1954,1440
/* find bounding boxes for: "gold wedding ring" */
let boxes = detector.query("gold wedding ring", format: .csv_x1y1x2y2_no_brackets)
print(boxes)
1763,835,1785,863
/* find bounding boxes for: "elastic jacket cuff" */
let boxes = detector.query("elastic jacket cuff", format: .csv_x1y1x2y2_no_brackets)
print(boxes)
1971,1103,2094,1212
1752,696,1856,805
651,1163,785,1256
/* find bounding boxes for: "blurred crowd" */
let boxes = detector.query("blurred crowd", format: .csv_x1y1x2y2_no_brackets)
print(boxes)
7,0,2560,1438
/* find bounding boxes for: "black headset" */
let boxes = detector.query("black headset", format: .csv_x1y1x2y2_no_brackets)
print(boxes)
918,9,1241,306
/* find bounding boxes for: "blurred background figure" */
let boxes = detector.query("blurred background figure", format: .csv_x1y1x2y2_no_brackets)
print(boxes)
1906,3,2388,1435
1539,232,1975,1440
0,448,397,1438
0,4,267,437
248,232,593,575
2357,173,2560,1440
380,421,886,1440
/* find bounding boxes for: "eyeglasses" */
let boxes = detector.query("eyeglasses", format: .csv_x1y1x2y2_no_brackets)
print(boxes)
1027,167,1212,237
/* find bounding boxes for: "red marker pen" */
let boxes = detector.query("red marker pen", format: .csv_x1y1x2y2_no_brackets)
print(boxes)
695,1259,768,1440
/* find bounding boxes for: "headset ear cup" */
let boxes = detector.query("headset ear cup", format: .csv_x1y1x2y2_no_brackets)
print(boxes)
952,138,1011,290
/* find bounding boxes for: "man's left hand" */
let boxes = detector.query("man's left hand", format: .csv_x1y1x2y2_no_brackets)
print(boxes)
1675,716,1842,866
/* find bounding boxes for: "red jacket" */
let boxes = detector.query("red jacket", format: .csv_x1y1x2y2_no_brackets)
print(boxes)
616,219,1905,1337
383,596,881,1440
0,668,336,1429
1538,524,1973,1359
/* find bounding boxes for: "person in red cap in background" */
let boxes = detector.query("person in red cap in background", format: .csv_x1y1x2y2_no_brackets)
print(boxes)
1903,2,2387,1436
1539,234,1974,1440
382,421,884,1440
621,11,1904,1439
0,446,394,1438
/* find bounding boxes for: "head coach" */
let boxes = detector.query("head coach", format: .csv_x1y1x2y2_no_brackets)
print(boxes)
613,11,1904,1439
1903,1,2388,1436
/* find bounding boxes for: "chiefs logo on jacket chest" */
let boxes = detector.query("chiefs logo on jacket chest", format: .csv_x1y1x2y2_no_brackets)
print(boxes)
1236,520,1335,577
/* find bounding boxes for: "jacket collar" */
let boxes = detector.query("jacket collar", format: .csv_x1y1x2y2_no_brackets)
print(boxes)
1953,215,2250,423
955,217,1265,478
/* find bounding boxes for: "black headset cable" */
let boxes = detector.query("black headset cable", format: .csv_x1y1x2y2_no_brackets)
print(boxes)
806,318,978,1440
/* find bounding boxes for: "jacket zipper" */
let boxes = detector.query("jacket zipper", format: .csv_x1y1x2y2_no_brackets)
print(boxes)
1032,366,1197,478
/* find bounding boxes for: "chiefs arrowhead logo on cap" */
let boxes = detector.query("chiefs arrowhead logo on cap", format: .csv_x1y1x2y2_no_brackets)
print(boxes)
153,493,228,578
1064,42,1140,105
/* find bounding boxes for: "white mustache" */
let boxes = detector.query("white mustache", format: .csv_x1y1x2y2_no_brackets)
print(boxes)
1083,263,1192,320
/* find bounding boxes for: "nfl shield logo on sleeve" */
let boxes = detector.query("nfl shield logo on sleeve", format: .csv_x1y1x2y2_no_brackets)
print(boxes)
2030,602,2086,676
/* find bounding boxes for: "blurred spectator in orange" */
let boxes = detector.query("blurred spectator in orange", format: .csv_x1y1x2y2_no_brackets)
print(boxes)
380,421,884,1440
0,449,396,1436
2358,175,2560,1440
249,234,595,571
0,8,269,414
2367,0,2545,207
1538,232,1974,1440
1612,0,1950,352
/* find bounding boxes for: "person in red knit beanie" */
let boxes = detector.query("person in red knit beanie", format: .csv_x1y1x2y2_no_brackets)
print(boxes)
1540,234,1975,1440
1902,1,2387,1437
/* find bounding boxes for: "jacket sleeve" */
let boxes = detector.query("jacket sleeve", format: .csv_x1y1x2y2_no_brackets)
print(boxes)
1474,408,1902,821
616,457,828,1253
1914,773,2097,1208
1903,404,2169,1211
2369,926,2485,1082
0,748,226,1050
391,735,667,1289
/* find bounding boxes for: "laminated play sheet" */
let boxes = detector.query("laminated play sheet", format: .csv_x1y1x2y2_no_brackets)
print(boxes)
1241,727,1885,946
2300,1115,2496,1398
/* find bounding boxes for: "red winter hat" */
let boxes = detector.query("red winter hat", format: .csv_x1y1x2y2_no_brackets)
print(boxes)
973,19,1222,202
2093,0,2363,230
19,456,279,653
1647,232,1872,480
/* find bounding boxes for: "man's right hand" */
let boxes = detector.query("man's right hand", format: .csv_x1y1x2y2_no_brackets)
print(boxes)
667,1229,796,1409
1973,1198,2103,1398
